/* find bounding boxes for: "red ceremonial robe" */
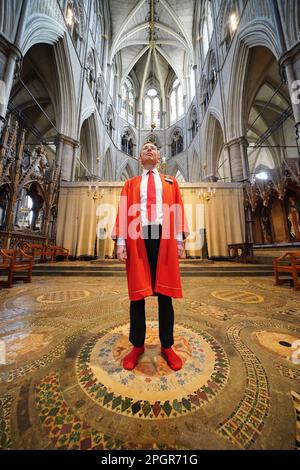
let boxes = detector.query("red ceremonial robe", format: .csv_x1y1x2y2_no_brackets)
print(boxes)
111,174,189,301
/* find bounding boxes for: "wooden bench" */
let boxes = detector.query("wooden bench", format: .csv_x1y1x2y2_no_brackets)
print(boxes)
0,249,34,288
273,251,300,291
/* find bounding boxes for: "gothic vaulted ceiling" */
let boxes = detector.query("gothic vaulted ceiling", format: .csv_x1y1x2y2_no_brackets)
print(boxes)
108,0,195,105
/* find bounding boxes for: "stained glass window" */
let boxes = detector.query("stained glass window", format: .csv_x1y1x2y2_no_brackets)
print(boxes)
144,97,152,128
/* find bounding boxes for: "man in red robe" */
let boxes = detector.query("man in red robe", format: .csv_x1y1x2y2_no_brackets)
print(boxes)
111,141,189,371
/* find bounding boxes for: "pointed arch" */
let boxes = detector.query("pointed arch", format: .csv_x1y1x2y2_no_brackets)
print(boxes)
22,15,65,54
117,159,135,181
190,149,200,183
170,127,184,157
103,147,114,181
203,112,225,180
226,20,282,139
167,159,187,182
78,112,99,176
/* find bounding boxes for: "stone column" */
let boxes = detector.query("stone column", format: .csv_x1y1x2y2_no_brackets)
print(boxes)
226,137,249,182
223,144,232,181
56,134,79,182
0,39,22,133
279,43,300,153
0,0,29,133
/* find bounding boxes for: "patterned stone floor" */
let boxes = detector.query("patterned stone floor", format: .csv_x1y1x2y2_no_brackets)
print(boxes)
0,274,299,450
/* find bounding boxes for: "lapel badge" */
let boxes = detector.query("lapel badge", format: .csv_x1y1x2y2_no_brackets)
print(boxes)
164,177,173,184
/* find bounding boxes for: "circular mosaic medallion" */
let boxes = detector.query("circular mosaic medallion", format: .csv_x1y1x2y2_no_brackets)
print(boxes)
36,290,91,303
76,321,229,419
211,289,264,304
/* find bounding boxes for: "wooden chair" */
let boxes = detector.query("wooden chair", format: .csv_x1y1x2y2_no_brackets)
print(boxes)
228,242,254,263
273,251,300,291
42,245,56,262
22,243,45,263
52,246,69,261
0,249,34,288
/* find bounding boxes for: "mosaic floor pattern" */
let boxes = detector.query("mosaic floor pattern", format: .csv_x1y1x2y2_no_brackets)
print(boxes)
76,322,229,420
0,273,299,450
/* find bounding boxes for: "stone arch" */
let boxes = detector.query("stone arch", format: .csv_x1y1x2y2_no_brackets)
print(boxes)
78,112,99,177
103,147,114,181
120,126,136,157
170,127,184,157
168,159,187,182
21,15,65,54
226,20,282,139
20,23,77,138
118,160,135,181
203,112,225,180
190,149,200,183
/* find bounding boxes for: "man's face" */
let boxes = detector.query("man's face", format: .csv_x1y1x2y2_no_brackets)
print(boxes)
140,143,160,168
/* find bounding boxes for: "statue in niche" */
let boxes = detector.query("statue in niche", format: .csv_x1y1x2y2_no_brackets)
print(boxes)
286,194,300,241
0,187,9,228
260,205,273,243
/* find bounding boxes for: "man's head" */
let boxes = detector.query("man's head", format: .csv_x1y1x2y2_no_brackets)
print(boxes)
140,141,160,169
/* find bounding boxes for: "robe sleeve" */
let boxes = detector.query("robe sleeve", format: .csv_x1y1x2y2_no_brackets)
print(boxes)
174,178,190,241
111,180,129,241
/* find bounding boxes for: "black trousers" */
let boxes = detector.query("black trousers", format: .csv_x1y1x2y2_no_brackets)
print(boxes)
129,224,174,349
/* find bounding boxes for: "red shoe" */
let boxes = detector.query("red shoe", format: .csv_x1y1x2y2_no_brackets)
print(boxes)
123,346,145,370
161,347,182,371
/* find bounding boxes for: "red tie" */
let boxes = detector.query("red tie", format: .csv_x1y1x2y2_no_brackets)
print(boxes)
146,170,157,222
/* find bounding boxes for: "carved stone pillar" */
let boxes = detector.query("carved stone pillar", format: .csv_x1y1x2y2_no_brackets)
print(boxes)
56,134,79,182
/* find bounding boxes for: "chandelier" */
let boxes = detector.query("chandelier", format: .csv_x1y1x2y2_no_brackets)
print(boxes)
87,186,104,201
198,187,216,202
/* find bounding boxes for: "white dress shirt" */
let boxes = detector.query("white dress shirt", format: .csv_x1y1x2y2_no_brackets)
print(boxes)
117,167,183,246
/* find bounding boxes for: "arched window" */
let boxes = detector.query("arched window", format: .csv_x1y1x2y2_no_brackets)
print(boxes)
171,129,184,157
201,0,214,60
92,0,102,53
190,66,196,100
121,78,135,125
143,88,161,129
170,78,184,124
66,1,84,53
153,97,160,128
121,129,134,156
220,1,240,55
